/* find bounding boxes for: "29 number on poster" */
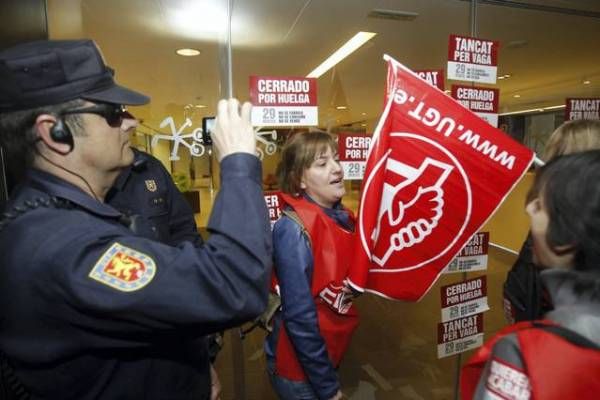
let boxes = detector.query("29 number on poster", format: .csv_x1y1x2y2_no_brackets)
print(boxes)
342,161,366,180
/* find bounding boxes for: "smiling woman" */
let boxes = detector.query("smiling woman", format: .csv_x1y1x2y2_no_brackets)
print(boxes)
265,131,358,400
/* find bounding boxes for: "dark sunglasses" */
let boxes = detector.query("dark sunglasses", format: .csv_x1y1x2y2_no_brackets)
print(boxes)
61,103,133,128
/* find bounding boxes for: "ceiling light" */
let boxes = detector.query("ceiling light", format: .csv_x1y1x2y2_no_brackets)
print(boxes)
194,104,207,108
361,123,367,127
176,48,201,56
499,104,566,116
506,40,528,49
368,9,418,21
361,112,367,116
583,80,591,85
170,3,227,38
336,106,348,110
307,32,377,78
513,94,521,98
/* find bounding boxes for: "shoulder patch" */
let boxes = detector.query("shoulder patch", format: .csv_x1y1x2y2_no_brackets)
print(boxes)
89,242,156,292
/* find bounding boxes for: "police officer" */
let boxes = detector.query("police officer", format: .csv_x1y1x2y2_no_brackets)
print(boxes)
106,148,224,399
106,148,205,247
0,39,271,400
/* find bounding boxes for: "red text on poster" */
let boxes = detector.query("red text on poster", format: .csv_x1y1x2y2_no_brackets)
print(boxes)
338,132,372,180
452,85,499,127
447,35,499,84
437,313,484,358
264,191,282,228
445,231,489,273
565,98,600,121
414,69,445,91
249,76,318,126
440,276,489,322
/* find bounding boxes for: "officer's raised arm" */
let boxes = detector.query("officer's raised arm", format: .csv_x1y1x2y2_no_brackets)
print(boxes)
212,98,256,160
0,39,272,400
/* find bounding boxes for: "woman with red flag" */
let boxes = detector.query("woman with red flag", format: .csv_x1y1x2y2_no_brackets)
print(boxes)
265,131,359,400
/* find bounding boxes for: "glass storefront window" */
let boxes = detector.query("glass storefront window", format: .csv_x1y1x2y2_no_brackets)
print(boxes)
19,1,598,398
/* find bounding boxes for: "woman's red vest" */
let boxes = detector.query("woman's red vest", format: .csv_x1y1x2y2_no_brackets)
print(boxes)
461,320,600,399
274,193,360,381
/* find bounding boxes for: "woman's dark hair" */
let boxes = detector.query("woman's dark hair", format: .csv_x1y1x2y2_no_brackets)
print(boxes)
527,149,600,272
276,130,337,195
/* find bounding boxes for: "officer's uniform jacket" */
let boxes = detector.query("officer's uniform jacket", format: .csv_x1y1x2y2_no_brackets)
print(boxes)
0,154,271,400
106,148,203,247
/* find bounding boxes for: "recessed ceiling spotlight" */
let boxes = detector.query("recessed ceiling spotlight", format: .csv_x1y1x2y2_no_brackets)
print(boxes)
361,123,367,127
513,94,521,98
336,106,348,110
194,104,207,108
583,80,591,85
176,48,201,56
361,112,367,116
506,40,528,49
368,9,419,21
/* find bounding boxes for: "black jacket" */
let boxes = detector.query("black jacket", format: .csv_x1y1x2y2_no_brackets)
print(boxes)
0,154,271,400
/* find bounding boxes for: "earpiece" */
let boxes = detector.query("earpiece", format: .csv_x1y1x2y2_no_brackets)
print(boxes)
50,118,73,149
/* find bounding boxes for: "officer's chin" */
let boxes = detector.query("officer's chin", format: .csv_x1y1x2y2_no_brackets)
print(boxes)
122,145,135,166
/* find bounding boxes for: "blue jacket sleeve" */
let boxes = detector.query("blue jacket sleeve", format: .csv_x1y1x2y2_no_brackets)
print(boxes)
21,154,272,342
273,216,340,400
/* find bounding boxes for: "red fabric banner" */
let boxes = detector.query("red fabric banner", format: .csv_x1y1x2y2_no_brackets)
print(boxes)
347,55,534,301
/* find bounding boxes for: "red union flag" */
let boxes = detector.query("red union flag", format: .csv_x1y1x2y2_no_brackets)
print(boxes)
347,55,534,301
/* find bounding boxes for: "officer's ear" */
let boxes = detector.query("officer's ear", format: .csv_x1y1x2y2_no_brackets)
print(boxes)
34,114,72,155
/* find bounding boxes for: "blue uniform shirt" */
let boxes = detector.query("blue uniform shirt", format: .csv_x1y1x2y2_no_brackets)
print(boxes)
106,148,204,247
0,153,271,400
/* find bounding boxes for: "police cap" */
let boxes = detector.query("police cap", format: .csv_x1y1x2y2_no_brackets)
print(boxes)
0,39,149,112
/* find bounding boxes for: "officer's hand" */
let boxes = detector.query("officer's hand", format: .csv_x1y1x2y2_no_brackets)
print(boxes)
329,390,344,400
213,98,256,161
210,364,222,400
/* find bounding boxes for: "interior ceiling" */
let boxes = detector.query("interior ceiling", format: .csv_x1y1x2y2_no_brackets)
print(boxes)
47,0,600,131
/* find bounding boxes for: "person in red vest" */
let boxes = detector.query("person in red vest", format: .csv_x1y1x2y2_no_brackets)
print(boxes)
265,131,359,400
462,150,600,399
503,119,600,323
